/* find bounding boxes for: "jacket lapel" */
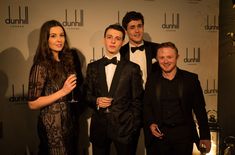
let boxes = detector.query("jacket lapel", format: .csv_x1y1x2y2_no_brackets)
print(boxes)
144,41,153,76
155,76,163,122
122,44,130,60
108,60,125,97
177,70,185,113
99,58,109,96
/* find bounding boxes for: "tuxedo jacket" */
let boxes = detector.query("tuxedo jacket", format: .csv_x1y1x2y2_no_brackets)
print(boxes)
120,40,160,77
143,68,211,147
85,57,143,146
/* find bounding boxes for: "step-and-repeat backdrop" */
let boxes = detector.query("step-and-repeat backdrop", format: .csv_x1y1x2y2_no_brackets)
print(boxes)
0,0,218,154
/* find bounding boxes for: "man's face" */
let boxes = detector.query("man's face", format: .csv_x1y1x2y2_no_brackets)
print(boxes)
126,19,144,46
104,28,124,55
157,47,178,74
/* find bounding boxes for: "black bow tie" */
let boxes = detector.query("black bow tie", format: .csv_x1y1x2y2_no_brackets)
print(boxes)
104,57,118,66
131,45,145,53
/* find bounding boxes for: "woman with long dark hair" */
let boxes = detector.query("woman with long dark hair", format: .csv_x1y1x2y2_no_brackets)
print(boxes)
28,20,80,155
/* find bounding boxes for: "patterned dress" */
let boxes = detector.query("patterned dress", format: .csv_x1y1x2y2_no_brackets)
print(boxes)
28,62,76,155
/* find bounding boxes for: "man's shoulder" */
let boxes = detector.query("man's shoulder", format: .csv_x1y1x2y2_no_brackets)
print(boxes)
87,58,103,67
120,43,129,54
120,59,140,69
178,68,198,79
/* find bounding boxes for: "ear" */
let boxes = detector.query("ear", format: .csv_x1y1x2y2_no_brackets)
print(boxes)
176,54,179,59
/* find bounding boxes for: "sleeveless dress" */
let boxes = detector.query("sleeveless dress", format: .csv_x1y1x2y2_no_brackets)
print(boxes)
28,62,76,155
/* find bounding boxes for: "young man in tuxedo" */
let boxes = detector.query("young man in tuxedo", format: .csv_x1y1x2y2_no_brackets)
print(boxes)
143,42,211,155
85,24,143,155
120,11,160,154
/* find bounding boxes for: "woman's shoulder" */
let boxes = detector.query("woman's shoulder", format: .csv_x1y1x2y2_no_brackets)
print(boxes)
30,62,47,72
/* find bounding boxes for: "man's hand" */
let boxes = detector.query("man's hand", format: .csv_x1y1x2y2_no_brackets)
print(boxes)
96,97,113,108
150,123,164,139
199,139,211,153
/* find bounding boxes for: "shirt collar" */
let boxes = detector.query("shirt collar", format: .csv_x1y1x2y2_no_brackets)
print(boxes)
105,52,120,61
129,41,144,48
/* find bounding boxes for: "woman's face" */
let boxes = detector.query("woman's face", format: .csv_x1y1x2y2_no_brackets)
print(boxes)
48,26,65,54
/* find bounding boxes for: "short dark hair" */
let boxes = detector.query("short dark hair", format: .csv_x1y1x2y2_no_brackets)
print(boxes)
104,23,125,41
157,42,179,54
122,11,144,30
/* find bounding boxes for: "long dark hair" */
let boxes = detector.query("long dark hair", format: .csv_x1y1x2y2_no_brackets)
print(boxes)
33,20,75,79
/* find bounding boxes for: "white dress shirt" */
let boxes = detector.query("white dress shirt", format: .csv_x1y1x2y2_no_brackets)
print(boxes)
129,43,147,89
105,53,120,91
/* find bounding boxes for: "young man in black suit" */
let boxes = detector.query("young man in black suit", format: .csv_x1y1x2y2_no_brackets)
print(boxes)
143,42,211,155
120,11,160,154
85,24,143,155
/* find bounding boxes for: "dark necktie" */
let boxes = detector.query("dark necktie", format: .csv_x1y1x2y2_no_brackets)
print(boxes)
104,57,118,66
131,45,145,53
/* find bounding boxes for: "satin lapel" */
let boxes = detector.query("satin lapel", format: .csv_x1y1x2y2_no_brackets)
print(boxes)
108,60,125,97
125,44,130,60
144,42,152,76
156,77,162,121
178,76,183,100
99,59,109,96
120,43,130,60
156,78,161,105
178,73,185,112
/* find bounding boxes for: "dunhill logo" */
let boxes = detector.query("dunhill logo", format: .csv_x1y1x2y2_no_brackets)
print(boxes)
5,6,29,25
62,9,84,27
205,15,219,31
162,13,180,30
204,79,218,95
184,48,200,64
9,84,28,103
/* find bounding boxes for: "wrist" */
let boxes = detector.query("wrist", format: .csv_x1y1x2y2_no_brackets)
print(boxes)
59,89,67,97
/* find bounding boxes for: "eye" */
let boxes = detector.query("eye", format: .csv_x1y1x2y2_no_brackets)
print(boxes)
137,24,143,29
106,35,112,39
49,34,56,38
130,26,135,30
115,36,122,41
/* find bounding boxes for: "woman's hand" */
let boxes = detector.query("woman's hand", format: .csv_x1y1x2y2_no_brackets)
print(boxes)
61,74,77,96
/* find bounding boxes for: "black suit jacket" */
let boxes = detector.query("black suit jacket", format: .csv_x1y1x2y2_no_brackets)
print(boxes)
143,68,210,147
120,40,160,77
85,57,143,146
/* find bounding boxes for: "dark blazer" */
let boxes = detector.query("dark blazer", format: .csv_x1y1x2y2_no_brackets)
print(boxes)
143,68,210,147
85,57,143,146
120,40,160,77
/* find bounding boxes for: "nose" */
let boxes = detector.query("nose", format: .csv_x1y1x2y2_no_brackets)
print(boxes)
163,58,168,63
135,27,140,33
57,36,63,42
111,38,116,43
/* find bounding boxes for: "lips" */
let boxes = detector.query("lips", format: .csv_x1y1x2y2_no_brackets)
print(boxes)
56,44,63,48
109,45,116,49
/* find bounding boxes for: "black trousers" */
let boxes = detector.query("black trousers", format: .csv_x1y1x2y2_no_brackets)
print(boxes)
92,139,132,155
147,124,194,155
130,128,141,155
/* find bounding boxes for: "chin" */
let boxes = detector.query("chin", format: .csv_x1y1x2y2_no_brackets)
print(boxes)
162,69,173,73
